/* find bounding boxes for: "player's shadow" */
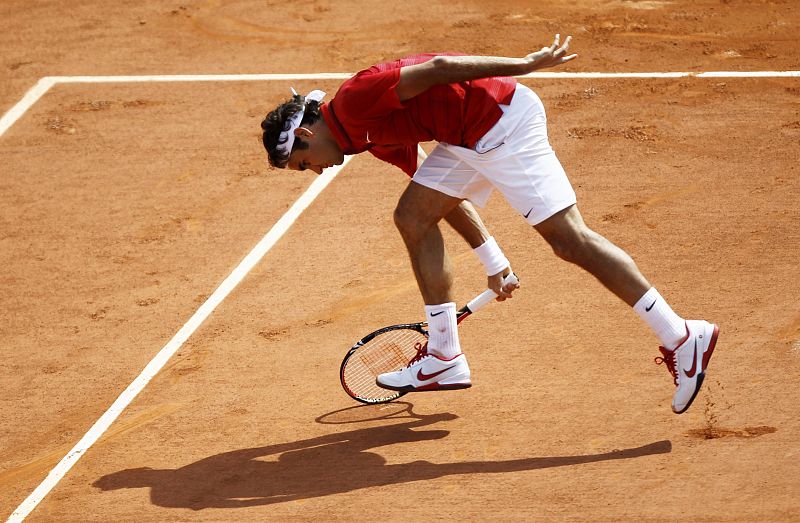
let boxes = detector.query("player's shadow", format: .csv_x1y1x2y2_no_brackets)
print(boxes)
93,407,671,510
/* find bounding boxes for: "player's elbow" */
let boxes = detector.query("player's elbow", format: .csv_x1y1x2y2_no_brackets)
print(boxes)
430,55,454,78
430,55,449,69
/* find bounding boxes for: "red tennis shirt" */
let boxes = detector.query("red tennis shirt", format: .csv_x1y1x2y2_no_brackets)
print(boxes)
320,53,517,176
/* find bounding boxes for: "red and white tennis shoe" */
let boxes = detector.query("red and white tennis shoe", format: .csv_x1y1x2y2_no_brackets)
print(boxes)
376,342,472,392
656,320,719,414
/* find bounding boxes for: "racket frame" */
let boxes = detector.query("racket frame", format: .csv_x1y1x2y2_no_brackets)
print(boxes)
340,273,518,404
340,322,428,404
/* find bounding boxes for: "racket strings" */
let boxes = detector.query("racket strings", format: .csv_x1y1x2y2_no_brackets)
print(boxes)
342,328,427,402
360,342,409,374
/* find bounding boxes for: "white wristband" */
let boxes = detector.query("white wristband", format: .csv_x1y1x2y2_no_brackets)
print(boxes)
473,236,509,276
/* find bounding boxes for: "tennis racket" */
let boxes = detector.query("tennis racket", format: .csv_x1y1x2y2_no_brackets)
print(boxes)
340,273,518,404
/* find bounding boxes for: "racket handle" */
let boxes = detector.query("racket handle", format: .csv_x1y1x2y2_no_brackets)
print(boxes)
465,272,519,314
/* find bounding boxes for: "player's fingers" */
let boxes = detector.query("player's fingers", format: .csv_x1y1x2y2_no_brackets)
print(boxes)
551,33,560,52
555,35,571,56
494,283,517,302
562,53,579,63
493,286,512,300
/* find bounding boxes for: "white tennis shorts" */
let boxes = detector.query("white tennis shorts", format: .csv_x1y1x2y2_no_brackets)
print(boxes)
413,84,576,225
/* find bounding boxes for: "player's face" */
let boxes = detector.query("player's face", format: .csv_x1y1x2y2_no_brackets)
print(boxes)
286,123,344,174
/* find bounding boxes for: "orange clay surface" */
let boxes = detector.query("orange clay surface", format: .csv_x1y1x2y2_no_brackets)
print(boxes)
1,1,799,521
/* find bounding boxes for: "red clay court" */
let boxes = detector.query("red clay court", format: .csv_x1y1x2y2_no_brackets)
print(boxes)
1,1,799,521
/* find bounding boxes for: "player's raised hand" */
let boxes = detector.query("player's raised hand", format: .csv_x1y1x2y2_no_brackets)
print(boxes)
523,34,578,72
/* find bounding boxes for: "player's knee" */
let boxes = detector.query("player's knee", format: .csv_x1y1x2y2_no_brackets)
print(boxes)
393,203,420,242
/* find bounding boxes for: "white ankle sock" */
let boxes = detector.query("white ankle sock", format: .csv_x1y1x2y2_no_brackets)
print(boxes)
633,287,687,350
425,302,461,359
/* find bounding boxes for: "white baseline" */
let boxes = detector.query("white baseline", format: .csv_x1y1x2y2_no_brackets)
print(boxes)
2,71,799,138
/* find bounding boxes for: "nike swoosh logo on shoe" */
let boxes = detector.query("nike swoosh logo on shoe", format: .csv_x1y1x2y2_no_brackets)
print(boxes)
417,366,456,381
683,340,698,378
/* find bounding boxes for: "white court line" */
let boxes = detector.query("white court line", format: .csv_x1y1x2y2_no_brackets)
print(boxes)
38,70,800,85
0,77,55,137
697,71,800,77
519,71,800,78
49,73,354,83
1,67,798,521
6,156,353,523
3,70,798,133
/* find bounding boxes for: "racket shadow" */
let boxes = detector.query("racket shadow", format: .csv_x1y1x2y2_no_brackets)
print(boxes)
93,407,672,510
314,400,445,425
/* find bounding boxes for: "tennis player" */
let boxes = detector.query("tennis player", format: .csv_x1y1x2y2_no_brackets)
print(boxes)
260,35,718,414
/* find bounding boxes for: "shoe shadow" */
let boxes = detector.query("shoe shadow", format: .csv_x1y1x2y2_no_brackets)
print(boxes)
93,408,671,510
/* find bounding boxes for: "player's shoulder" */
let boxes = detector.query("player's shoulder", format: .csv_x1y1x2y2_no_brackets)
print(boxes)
336,57,412,95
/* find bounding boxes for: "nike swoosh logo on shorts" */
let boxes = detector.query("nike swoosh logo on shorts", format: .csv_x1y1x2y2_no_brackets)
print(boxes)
523,208,534,219
646,299,657,312
417,366,456,381
684,340,699,378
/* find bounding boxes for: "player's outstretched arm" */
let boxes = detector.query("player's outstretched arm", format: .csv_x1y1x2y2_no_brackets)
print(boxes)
396,34,577,101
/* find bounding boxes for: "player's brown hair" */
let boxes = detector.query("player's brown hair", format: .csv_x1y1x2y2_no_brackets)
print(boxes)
261,95,323,168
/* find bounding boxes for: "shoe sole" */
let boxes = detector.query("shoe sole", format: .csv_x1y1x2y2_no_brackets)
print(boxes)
674,323,719,414
376,380,472,392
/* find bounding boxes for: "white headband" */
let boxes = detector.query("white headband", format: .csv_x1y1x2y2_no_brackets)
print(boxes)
276,88,327,160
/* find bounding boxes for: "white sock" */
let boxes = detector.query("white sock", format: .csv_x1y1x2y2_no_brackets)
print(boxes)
425,302,461,359
633,287,687,350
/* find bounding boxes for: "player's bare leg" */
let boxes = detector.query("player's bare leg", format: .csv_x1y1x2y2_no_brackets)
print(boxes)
392,180,468,372
534,203,718,413
533,204,650,306
380,181,474,392
394,181,463,305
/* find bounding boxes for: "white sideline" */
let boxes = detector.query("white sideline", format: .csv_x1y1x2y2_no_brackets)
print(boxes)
0,77,55,137
1,67,798,521
6,156,353,523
